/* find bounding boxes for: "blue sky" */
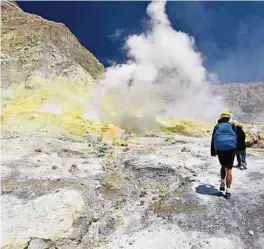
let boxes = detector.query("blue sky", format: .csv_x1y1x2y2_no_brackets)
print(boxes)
18,1,264,83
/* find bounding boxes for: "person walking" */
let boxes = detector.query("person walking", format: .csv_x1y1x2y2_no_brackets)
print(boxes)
230,120,242,167
236,122,247,169
211,110,237,199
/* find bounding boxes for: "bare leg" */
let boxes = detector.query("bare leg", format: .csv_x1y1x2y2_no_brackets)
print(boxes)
226,168,232,188
220,166,226,180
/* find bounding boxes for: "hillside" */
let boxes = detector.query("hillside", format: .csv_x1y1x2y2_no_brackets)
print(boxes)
1,0,104,88
1,2,263,124
213,82,264,123
1,0,110,139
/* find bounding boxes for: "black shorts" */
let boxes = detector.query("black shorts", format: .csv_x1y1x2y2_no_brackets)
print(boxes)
217,150,235,169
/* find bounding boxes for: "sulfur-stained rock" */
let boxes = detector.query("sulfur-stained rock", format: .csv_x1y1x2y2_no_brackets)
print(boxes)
1,1,104,88
246,130,263,148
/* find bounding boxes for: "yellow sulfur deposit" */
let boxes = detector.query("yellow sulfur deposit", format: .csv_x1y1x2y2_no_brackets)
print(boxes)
0,77,213,142
5,77,261,146
157,118,214,137
1,77,126,143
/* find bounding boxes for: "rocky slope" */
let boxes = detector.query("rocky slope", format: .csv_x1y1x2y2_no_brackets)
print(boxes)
213,82,264,124
1,0,104,88
1,0,107,139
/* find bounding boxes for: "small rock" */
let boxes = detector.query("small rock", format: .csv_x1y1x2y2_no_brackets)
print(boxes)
127,238,135,245
52,166,58,170
140,200,145,206
99,144,111,153
184,176,192,183
35,148,42,152
69,164,79,174
139,191,147,198
131,190,137,196
28,238,50,249
248,230,254,236
99,217,118,236
97,153,104,158
181,147,190,152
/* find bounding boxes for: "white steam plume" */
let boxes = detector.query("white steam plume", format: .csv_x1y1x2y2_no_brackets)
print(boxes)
86,0,224,130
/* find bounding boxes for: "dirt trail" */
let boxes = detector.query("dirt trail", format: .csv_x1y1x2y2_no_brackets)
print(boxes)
191,149,264,249
99,137,264,249
1,134,264,249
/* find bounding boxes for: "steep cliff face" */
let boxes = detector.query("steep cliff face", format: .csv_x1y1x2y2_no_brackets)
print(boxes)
1,0,104,88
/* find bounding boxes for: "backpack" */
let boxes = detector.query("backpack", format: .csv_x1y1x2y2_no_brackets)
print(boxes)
214,122,237,151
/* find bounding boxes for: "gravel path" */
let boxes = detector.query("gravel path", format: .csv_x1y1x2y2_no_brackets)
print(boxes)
1,134,264,249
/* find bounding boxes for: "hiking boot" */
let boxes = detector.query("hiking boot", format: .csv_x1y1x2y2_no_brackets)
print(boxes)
239,165,245,170
220,182,225,192
226,192,231,199
240,163,247,170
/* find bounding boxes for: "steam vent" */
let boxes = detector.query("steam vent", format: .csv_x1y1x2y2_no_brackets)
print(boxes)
1,1,264,249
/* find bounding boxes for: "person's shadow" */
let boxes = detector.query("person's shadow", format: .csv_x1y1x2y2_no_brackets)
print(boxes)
195,184,224,197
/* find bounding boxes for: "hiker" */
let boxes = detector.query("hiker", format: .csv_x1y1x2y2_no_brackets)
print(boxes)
236,122,247,169
230,120,237,132
230,120,241,166
211,110,237,199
